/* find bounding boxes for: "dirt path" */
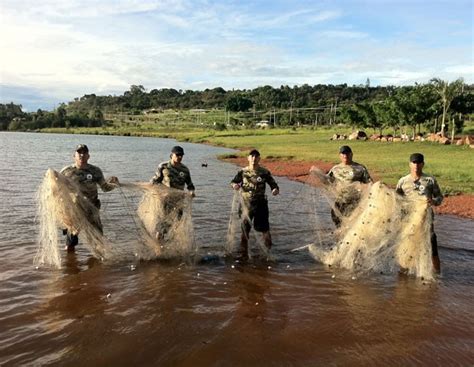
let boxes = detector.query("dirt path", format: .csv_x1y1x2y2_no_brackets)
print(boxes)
224,157,474,220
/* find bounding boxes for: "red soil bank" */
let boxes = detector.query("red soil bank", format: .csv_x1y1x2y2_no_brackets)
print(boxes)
224,157,474,220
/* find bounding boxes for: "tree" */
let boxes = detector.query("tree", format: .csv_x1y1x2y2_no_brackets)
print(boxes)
356,103,379,133
8,118,24,130
430,78,464,136
225,94,253,112
391,85,436,137
124,85,150,110
88,108,104,121
340,105,365,130
0,103,24,130
52,104,67,127
373,101,395,135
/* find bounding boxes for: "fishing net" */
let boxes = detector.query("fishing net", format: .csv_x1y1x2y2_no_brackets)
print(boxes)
35,169,114,268
226,190,272,259
133,183,195,258
35,170,195,268
225,191,242,255
307,169,434,280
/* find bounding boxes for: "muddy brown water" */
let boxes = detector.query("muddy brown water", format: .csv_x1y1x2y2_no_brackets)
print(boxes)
1,132,473,366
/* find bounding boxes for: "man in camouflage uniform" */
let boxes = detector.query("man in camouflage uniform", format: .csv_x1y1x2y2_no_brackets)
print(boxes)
150,146,195,239
327,145,372,226
396,153,443,273
61,144,119,252
231,149,279,259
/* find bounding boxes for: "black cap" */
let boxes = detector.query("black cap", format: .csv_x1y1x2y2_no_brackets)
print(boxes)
76,144,89,153
171,146,184,155
339,145,352,154
249,149,260,157
410,153,424,163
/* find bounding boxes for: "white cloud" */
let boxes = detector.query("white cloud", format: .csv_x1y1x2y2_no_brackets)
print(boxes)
0,0,472,110
444,65,474,75
318,30,369,39
251,9,341,29
1,0,186,18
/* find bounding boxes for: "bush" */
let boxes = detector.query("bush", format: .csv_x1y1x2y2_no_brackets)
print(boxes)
213,122,227,131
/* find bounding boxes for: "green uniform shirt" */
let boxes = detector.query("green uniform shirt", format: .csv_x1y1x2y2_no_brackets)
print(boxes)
60,163,114,203
396,173,443,206
327,161,371,211
327,161,372,184
231,166,279,202
151,160,195,191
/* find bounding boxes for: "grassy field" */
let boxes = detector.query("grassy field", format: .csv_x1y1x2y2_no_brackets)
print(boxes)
41,124,474,194
210,130,473,195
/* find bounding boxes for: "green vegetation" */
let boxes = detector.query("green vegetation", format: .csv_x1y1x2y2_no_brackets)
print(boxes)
40,125,474,194
2,78,473,135
0,103,105,131
2,79,473,194
207,129,473,195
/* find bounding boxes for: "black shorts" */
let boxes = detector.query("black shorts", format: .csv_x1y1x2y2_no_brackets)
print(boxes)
240,198,270,233
431,232,438,257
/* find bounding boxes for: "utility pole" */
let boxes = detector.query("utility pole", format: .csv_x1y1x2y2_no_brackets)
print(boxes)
289,101,293,125
329,104,333,125
451,116,455,142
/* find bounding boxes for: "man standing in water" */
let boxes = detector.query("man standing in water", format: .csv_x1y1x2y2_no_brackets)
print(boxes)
61,144,119,252
231,149,279,259
150,146,195,195
325,145,372,226
150,146,195,239
396,153,443,273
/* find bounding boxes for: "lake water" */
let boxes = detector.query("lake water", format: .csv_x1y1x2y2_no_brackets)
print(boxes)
1,132,473,366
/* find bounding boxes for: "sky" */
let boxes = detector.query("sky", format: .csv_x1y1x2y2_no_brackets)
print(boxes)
0,0,473,111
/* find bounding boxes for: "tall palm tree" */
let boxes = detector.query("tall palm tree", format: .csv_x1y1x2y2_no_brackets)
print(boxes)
430,78,464,137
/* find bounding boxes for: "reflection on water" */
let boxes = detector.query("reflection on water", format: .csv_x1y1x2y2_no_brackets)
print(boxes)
0,132,473,366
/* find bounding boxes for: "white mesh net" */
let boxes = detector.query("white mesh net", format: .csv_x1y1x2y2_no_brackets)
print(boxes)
307,169,434,280
35,170,195,268
35,169,113,268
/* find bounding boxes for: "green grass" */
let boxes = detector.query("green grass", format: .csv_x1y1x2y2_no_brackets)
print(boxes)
462,118,474,135
41,124,474,194
208,131,473,194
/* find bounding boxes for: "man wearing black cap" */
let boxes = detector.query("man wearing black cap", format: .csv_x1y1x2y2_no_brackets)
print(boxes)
150,145,195,194
60,144,119,252
150,146,195,240
231,149,279,259
396,153,443,273
326,145,372,226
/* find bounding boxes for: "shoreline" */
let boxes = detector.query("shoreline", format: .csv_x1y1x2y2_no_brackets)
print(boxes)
223,156,474,220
